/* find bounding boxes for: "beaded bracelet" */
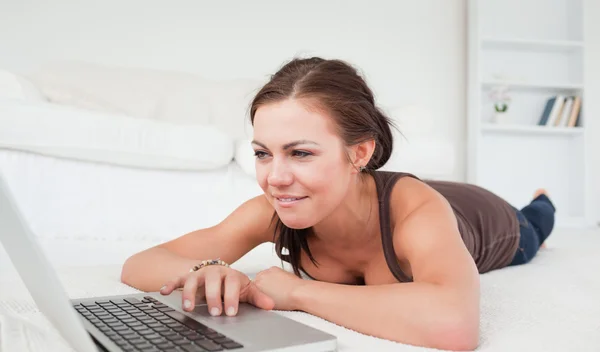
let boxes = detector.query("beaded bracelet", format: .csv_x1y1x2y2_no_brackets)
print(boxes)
189,259,229,273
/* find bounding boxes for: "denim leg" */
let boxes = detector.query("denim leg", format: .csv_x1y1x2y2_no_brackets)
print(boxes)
509,194,556,266
520,193,556,244
509,211,540,266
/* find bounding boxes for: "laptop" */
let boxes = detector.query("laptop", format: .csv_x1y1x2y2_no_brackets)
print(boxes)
0,174,338,352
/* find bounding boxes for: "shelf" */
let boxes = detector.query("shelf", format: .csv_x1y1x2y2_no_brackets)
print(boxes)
481,124,584,136
482,80,583,91
468,0,591,230
481,38,584,52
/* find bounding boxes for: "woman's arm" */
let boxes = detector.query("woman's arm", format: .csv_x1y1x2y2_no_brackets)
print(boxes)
120,195,275,292
292,179,480,351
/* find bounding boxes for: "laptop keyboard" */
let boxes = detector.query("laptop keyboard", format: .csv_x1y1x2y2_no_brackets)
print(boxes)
73,296,244,351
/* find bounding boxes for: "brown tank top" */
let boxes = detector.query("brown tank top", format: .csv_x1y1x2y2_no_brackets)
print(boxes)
373,171,520,282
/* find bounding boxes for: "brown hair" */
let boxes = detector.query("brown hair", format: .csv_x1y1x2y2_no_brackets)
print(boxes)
249,57,397,277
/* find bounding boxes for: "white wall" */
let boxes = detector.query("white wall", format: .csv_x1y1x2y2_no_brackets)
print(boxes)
0,0,468,181
584,0,600,226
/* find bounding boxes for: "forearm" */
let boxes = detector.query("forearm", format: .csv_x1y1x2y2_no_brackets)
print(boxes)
120,247,198,292
293,281,479,351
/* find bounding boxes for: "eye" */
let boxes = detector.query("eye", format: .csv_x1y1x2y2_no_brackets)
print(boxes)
254,150,269,159
292,150,312,158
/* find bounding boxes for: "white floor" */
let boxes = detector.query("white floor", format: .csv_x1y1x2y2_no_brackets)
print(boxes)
1,224,598,277
543,225,600,249
1,225,599,352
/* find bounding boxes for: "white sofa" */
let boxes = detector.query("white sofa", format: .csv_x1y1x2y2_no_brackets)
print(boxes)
0,62,458,272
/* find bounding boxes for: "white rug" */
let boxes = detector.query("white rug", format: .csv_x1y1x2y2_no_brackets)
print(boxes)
1,230,600,352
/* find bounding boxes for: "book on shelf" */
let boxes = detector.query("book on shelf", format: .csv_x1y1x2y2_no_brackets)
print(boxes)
537,95,582,127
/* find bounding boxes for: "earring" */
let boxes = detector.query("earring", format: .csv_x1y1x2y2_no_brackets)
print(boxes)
359,165,366,172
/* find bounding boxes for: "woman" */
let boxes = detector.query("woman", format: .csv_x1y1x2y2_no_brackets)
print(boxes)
121,57,556,351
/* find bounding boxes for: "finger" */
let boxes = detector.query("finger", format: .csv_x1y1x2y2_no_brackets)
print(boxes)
160,276,186,295
204,269,224,316
223,274,241,316
194,285,207,303
247,284,275,311
181,272,204,312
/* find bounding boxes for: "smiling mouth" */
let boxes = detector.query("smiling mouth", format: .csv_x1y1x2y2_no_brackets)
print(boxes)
275,196,307,202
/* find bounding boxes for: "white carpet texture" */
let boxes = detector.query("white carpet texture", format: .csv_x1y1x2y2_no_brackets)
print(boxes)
1,233,600,352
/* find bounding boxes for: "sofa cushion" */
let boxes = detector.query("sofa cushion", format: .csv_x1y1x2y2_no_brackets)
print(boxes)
27,61,199,120
235,138,256,177
26,61,263,141
0,100,234,171
0,69,46,103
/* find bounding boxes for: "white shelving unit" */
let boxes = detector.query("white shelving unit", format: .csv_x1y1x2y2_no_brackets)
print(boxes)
481,124,584,136
481,80,583,91
467,0,592,228
481,38,584,52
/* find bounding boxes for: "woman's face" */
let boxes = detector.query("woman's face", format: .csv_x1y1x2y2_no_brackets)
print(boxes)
252,98,356,229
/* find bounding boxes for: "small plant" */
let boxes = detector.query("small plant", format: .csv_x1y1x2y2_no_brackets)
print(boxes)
489,85,511,113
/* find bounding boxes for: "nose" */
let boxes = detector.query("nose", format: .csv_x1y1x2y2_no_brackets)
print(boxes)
267,158,293,187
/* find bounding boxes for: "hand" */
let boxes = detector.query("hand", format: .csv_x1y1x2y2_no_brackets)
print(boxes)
252,266,308,311
159,265,275,317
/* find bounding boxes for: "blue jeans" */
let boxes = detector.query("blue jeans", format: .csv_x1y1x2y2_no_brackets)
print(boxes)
509,194,556,266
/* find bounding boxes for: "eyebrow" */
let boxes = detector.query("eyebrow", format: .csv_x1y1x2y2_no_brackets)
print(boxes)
251,140,320,150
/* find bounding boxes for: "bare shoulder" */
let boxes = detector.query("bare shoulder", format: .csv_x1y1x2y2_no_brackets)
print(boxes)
387,176,459,260
388,176,450,224
387,175,477,286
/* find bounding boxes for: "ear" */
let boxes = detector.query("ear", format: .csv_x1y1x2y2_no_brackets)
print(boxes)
349,138,376,173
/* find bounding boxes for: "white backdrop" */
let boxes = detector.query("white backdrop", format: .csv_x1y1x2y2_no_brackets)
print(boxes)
584,0,600,225
1,0,598,220
0,0,468,181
